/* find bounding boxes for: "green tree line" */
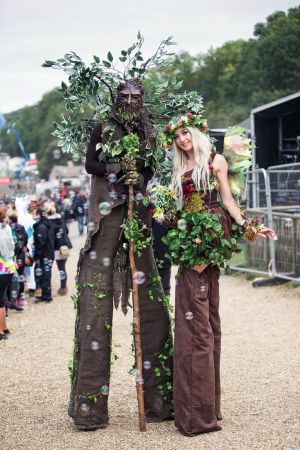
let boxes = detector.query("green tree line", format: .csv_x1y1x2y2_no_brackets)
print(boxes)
1,7,300,178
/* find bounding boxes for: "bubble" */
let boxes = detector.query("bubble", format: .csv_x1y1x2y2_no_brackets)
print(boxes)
200,285,206,292
102,257,111,267
44,265,50,272
133,271,146,285
121,194,127,201
99,202,112,216
35,267,42,276
48,260,53,267
150,194,157,204
77,207,83,214
89,251,97,260
185,311,193,320
108,173,117,183
135,193,143,201
91,341,100,351
19,275,25,283
177,219,187,230
143,360,151,370
56,232,62,239
11,290,18,299
143,194,150,207
17,259,23,266
80,403,89,415
59,271,66,280
100,385,109,396
53,149,61,160
87,221,96,232
43,258,49,265
136,376,144,385
86,324,91,331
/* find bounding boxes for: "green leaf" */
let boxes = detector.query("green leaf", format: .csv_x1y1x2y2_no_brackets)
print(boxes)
93,55,100,63
102,60,111,68
42,60,55,67
107,52,113,62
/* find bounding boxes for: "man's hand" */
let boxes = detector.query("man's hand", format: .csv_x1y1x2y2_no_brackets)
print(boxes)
123,170,140,186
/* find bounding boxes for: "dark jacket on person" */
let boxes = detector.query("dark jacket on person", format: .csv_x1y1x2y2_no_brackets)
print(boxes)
72,195,86,218
10,222,28,266
48,213,72,251
33,216,55,260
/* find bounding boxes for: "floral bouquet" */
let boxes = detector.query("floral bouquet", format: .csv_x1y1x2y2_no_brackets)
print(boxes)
243,217,265,242
148,185,177,224
223,126,255,198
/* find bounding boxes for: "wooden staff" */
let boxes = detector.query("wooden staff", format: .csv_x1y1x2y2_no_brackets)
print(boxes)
128,184,146,432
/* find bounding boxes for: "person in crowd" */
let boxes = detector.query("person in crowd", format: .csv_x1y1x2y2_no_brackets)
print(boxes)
33,208,55,303
0,206,16,340
7,210,28,310
71,190,87,236
47,205,72,295
16,196,37,297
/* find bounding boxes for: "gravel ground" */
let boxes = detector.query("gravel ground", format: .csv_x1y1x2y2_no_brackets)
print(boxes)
0,223,299,450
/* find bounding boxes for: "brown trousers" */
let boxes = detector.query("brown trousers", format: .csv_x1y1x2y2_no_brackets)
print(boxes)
69,205,173,428
174,265,221,436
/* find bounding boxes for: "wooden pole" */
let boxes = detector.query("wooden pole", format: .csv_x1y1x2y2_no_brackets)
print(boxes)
128,184,146,432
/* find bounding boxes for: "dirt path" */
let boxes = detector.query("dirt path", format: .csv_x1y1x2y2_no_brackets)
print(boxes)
1,224,299,449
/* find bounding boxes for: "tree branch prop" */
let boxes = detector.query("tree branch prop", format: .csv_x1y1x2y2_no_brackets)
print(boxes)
128,184,146,432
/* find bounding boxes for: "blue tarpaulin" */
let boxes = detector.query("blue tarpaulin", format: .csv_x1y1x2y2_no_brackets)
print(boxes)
0,113,6,129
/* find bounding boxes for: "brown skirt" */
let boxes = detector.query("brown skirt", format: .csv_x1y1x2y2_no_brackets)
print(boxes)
174,265,222,436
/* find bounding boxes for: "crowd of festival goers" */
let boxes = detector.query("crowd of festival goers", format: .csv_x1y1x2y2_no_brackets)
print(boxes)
0,188,88,341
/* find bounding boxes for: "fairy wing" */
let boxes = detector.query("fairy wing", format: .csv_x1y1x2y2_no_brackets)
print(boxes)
223,126,255,199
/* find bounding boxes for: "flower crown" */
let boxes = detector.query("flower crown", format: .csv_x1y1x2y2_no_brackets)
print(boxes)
161,113,208,148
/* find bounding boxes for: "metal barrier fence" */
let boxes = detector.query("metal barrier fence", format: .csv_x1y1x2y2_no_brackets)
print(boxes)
230,164,300,283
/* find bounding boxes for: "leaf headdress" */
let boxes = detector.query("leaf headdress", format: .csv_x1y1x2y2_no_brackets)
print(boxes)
43,32,205,181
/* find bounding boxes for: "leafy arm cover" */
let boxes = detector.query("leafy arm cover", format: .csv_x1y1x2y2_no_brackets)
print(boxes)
85,124,107,177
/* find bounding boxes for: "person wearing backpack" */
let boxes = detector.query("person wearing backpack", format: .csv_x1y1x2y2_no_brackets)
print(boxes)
47,205,72,296
7,210,29,310
33,208,55,303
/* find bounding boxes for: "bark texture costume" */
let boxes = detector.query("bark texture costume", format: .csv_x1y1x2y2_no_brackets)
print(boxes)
68,87,173,429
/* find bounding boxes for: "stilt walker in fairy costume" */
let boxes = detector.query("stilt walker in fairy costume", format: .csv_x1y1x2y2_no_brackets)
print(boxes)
44,33,205,431
151,114,277,436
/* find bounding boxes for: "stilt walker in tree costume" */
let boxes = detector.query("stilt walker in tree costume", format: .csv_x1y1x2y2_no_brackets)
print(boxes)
44,33,204,431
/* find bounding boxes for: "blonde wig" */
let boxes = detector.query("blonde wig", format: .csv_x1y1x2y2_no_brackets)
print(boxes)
171,126,212,209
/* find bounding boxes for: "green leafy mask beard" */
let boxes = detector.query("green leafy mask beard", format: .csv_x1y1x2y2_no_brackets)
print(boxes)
114,104,142,124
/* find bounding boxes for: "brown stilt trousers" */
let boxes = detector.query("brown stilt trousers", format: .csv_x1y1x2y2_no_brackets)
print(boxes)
174,265,221,436
69,205,173,428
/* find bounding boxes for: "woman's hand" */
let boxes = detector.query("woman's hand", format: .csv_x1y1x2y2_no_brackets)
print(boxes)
257,227,277,240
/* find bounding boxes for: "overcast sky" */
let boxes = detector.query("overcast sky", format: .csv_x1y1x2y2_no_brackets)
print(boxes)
0,0,298,113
